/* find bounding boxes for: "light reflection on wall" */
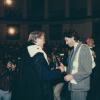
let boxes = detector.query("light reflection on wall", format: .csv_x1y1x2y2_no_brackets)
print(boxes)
4,0,14,7
8,27,17,36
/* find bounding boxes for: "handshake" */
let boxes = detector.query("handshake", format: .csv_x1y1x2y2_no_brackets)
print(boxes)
57,63,74,82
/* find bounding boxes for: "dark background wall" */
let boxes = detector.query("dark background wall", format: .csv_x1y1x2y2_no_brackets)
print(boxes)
0,1,100,99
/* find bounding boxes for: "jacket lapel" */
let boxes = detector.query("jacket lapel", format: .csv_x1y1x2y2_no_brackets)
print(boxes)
70,43,82,70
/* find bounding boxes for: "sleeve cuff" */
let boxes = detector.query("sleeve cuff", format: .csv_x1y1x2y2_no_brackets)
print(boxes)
64,66,67,72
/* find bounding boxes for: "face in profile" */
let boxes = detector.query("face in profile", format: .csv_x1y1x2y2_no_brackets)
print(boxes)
36,34,45,48
64,37,75,47
86,38,94,47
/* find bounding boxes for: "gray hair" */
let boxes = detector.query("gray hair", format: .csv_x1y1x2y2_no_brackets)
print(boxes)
28,31,45,43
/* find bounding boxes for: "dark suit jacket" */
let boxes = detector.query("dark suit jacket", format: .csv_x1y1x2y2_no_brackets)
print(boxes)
12,45,63,100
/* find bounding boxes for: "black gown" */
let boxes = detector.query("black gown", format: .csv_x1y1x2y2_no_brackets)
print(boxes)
11,45,63,100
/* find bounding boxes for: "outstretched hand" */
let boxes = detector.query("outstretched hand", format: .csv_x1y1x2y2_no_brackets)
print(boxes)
56,63,65,72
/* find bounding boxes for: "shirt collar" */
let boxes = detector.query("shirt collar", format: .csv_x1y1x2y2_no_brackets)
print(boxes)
74,42,79,51
27,45,42,57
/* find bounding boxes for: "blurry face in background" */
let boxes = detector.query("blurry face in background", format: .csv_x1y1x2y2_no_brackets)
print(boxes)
36,34,45,48
7,61,16,71
86,38,94,47
64,37,75,47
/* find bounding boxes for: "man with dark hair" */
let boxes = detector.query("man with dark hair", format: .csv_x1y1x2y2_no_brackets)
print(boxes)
64,31,93,100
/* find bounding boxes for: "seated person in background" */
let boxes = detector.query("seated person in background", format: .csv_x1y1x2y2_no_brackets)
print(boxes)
0,60,16,100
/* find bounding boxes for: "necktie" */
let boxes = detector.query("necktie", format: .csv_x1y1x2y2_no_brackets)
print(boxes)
70,48,74,58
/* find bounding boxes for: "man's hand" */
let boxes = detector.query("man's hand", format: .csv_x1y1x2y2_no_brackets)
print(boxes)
64,74,73,81
56,63,65,72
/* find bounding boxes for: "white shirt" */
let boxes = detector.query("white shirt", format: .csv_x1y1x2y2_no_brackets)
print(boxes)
74,42,79,51
70,42,79,84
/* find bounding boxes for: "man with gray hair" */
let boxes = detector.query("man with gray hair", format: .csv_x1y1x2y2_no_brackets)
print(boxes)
12,31,65,100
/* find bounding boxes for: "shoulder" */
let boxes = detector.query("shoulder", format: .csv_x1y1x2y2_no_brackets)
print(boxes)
32,52,48,65
79,44,91,56
33,52,44,58
32,52,44,61
81,44,90,51
81,43,88,48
